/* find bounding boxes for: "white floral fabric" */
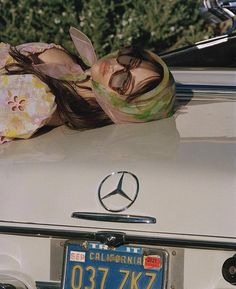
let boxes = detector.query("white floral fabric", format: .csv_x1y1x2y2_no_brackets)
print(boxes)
0,42,58,144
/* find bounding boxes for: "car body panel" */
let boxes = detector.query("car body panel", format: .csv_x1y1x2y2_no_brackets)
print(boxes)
1,74,235,240
1,32,236,289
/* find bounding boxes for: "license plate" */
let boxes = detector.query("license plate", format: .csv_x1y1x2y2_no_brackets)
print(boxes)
62,241,168,289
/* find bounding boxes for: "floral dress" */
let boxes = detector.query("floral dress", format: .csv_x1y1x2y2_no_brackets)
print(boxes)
0,42,59,144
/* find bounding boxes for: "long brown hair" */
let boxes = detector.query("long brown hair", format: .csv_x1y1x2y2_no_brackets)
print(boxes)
4,46,164,129
4,47,112,130
124,47,164,102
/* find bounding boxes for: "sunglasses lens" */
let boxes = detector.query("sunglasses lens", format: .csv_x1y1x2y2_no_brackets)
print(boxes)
117,55,133,66
108,47,142,94
118,47,142,67
110,71,130,94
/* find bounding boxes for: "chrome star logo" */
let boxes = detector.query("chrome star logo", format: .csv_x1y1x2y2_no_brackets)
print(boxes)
98,171,139,212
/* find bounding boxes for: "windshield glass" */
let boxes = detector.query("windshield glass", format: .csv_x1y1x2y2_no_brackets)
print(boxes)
161,33,236,67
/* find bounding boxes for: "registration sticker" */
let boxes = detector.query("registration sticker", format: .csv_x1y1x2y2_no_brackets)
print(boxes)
143,255,162,270
62,242,168,289
69,251,86,262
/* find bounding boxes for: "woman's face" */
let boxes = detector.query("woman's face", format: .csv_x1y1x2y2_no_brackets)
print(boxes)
91,55,159,97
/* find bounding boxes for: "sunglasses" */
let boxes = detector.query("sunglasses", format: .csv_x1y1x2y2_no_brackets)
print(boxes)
108,47,143,95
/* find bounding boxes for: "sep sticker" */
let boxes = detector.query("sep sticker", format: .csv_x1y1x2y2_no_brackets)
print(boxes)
70,251,86,262
143,255,162,269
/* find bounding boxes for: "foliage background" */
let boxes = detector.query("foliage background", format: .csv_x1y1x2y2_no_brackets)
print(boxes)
0,0,221,58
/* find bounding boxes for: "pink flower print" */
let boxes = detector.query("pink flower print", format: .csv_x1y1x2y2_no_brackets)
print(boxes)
7,95,26,112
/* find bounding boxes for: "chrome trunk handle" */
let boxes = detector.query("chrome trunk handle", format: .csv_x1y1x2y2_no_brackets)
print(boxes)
71,212,156,224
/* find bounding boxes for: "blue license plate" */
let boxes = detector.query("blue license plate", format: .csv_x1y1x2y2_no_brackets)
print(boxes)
62,241,167,289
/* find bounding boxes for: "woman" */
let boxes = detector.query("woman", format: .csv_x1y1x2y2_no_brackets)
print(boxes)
0,27,175,144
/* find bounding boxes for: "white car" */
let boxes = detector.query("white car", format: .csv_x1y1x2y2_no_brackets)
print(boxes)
0,31,236,289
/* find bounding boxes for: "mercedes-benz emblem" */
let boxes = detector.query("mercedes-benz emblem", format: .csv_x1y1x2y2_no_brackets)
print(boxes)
98,171,139,212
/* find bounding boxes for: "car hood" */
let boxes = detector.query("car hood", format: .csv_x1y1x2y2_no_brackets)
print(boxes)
0,75,235,240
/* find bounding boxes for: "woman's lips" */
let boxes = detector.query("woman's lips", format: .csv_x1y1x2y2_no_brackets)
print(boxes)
100,60,110,76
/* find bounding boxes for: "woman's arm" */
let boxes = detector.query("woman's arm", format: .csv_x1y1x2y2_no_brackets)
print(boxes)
38,47,76,65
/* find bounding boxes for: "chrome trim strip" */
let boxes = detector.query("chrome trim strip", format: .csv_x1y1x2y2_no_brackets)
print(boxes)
71,212,156,224
175,84,236,99
177,83,236,90
35,282,60,289
172,68,236,87
0,226,236,250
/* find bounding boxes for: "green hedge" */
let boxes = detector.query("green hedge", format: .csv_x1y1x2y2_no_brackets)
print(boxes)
0,0,217,58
